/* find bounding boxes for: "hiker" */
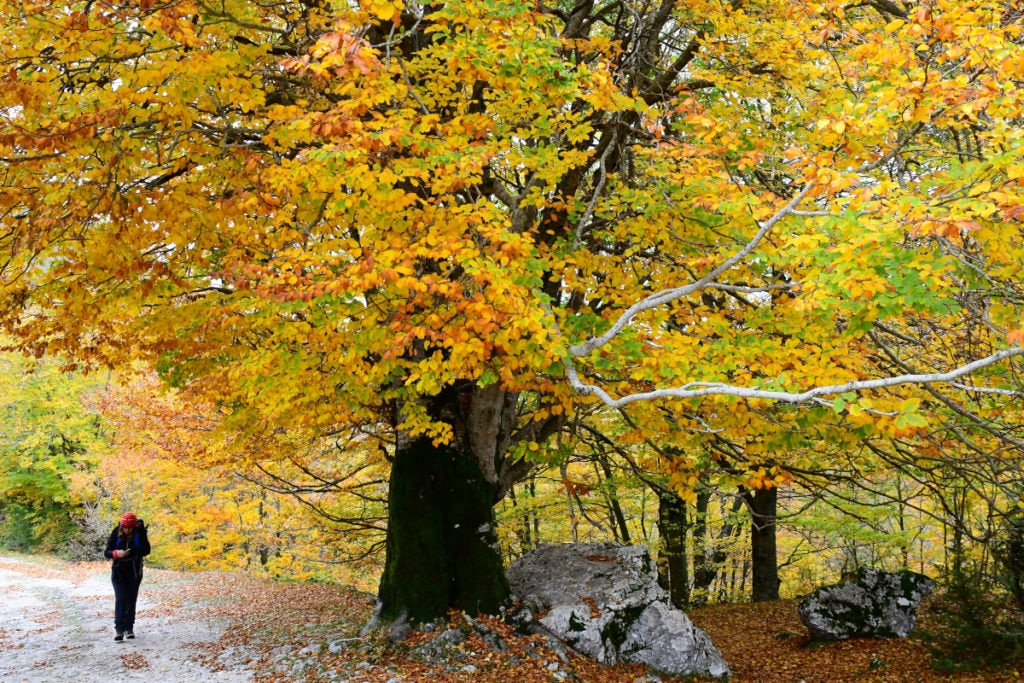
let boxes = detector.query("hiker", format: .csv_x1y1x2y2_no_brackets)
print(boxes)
103,512,151,642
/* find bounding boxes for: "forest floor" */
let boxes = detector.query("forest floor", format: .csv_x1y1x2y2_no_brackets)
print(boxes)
1,553,1020,683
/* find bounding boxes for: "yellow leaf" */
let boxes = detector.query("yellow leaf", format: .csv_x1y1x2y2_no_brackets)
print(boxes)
368,0,397,21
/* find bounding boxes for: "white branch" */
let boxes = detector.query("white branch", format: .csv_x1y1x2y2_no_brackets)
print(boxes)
566,346,1024,409
947,382,1024,397
569,185,812,357
572,129,616,251
790,210,832,217
705,282,799,294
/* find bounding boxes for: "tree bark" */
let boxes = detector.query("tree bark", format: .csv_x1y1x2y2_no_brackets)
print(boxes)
692,490,714,601
371,383,555,628
656,488,690,608
375,436,509,625
597,458,631,544
745,486,780,602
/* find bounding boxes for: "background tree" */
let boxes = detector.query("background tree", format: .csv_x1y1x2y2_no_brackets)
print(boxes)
93,372,389,583
0,350,108,552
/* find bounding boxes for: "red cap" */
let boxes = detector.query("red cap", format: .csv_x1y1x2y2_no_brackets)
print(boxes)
120,512,137,528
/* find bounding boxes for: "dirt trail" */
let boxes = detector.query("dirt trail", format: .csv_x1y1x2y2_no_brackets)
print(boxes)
0,554,255,683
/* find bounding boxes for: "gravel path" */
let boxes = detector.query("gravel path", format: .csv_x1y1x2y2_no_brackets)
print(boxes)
0,554,255,682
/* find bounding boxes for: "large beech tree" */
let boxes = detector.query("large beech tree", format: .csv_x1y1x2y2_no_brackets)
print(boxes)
3,0,1024,623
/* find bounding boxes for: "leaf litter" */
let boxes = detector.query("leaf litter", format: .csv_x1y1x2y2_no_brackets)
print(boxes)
183,571,1023,682
2,555,1021,682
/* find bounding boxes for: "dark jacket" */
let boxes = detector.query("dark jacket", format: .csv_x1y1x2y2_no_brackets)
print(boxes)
104,522,151,580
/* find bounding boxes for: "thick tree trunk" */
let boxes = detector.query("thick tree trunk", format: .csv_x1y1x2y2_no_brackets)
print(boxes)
375,436,509,625
655,488,690,608
746,486,780,602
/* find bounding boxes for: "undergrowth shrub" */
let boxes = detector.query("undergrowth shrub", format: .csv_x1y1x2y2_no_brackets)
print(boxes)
0,505,35,551
921,568,1024,673
993,511,1024,613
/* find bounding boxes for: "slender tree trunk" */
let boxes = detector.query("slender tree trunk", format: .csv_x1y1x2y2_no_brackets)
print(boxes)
375,436,509,625
561,460,579,542
597,458,631,544
692,490,713,601
528,478,541,546
655,488,690,608
745,486,780,602
508,484,533,554
896,475,910,568
692,491,744,605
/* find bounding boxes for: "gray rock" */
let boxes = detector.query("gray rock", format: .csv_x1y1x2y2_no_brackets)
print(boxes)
388,612,412,643
327,639,352,654
798,567,935,641
507,543,730,679
620,601,727,676
408,627,467,664
462,613,508,652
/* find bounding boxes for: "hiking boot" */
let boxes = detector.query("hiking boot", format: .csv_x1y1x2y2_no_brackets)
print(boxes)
126,631,135,639
114,632,124,642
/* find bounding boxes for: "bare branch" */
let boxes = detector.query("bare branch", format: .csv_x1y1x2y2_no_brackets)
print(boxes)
569,184,814,357
572,128,617,250
947,382,1024,397
567,345,1024,409
704,282,799,294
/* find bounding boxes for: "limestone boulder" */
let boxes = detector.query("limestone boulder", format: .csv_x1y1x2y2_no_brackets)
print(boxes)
507,542,729,679
798,567,935,641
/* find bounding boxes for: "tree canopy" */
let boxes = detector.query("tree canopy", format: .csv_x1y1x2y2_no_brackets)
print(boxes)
2,0,1023,621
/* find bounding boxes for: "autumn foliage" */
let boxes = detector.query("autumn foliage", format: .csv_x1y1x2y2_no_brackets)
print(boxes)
2,0,1022,461
2,0,1024,636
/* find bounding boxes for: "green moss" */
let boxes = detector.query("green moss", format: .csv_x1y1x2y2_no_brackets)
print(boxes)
601,605,645,648
897,569,931,598
377,437,510,626
568,612,587,633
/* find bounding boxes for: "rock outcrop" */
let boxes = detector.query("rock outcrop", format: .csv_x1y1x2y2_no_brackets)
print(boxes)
798,567,935,641
507,542,730,679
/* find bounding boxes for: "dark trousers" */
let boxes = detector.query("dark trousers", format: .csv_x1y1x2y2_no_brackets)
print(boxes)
112,572,143,633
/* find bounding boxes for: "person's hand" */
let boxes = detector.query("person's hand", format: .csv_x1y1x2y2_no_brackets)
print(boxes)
112,550,125,559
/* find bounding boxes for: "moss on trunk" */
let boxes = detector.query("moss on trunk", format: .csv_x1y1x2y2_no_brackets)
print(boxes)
656,488,690,608
376,436,510,625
